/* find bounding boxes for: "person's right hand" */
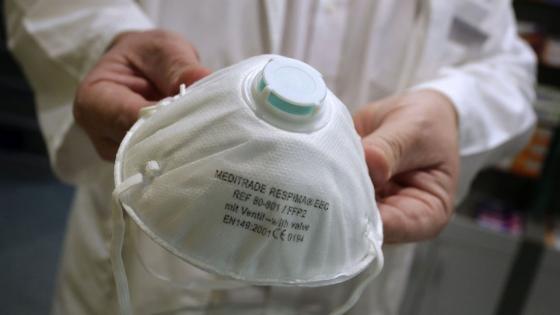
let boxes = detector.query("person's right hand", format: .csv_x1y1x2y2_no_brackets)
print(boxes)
73,30,211,161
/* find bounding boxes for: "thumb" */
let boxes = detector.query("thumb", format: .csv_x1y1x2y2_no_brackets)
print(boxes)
145,52,211,96
127,31,212,96
170,65,212,94
361,120,413,187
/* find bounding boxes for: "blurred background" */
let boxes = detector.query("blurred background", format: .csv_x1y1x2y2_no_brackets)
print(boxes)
0,1,74,314
1,0,559,314
403,1,560,314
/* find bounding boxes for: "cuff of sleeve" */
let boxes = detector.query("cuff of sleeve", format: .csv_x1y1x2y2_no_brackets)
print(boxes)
24,2,155,80
80,4,155,78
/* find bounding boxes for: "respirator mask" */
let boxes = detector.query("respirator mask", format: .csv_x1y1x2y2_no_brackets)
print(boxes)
111,55,384,314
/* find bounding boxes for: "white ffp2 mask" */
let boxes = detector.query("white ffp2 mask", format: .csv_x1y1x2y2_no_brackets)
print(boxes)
111,55,383,314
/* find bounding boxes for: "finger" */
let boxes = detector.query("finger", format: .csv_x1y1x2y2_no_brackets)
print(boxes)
375,179,404,199
98,83,153,142
76,81,152,143
352,95,400,137
380,195,435,243
85,56,165,102
360,110,446,188
379,170,454,243
361,120,412,187
353,98,412,186
140,51,211,96
174,65,212,91
352,105,380,138
379,187,447,243
91,71,162,101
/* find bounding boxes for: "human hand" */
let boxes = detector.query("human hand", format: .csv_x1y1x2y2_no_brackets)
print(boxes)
353,90,460,243
73,30,211,161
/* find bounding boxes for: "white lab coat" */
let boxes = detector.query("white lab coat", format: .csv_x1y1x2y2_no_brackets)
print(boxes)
5,0,536,314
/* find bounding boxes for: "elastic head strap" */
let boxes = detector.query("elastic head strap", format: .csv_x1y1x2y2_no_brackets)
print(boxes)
111,173,249,315
131,225,248,291
112,171,382,315
329,241,384,315
111,173,143,315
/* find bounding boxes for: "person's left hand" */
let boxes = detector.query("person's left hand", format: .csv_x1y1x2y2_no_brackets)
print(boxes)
353,89,460,243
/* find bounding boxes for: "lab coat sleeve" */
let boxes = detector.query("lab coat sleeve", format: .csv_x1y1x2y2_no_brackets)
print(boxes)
4,0,154,184
412,3,537,200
